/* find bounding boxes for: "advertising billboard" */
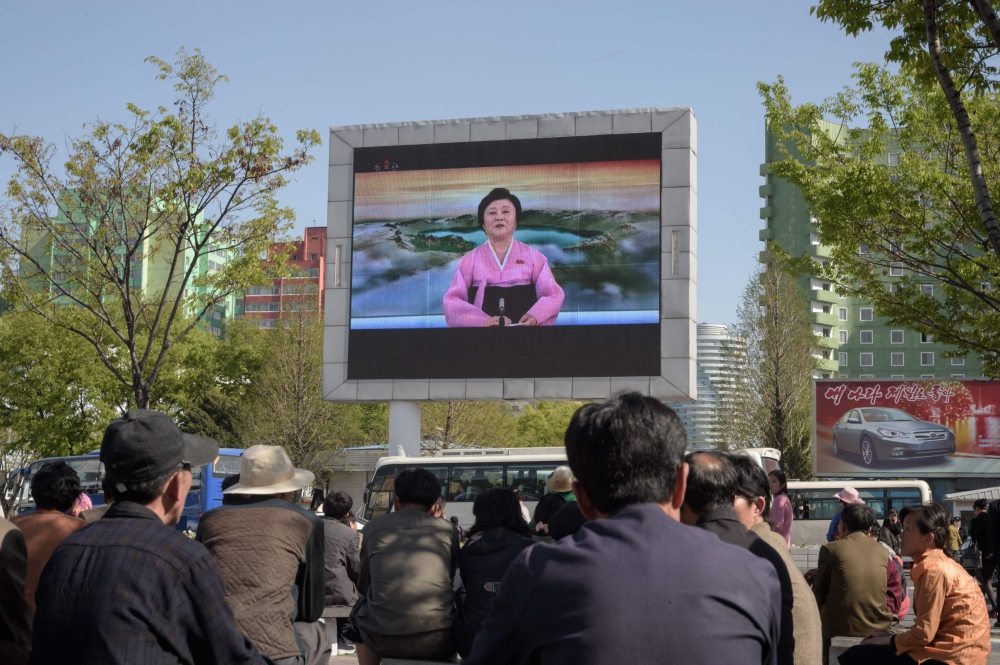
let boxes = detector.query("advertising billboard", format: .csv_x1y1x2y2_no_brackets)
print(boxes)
814,378,1000,477
323,109,698,403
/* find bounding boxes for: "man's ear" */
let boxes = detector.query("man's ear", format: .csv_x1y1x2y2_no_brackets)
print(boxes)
392,496,402,511
671,463,689,510
573,481,601,521
755,496,767,517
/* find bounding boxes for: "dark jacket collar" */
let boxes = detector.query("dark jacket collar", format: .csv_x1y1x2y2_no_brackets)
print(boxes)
104,501,165,522
695,506,742,527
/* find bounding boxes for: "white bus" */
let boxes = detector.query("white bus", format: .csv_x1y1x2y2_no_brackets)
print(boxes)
361,447,783,528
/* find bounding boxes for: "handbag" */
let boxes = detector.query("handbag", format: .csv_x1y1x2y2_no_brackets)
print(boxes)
962,540,982,569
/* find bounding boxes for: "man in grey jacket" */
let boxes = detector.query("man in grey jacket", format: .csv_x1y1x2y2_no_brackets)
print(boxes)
323,491,361,655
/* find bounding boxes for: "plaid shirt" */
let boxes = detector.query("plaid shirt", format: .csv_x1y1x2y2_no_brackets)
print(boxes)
28,501,272,665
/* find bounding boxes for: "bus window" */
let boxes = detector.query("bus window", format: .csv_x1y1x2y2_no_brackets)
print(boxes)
212,455,242,478
762,458,781,474
365,467,395,520
449,464,503,502
887,489,922,513
506,463,561,501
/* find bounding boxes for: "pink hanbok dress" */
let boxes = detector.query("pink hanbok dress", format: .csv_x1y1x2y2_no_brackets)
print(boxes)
443,239,565,327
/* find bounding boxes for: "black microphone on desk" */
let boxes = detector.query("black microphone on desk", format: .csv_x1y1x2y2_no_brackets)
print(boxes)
499,298,505,327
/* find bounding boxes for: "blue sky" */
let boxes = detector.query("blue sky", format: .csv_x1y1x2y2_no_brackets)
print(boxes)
0,1,894,326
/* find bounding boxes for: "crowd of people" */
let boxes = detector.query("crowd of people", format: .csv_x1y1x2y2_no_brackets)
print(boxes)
0,394,996,665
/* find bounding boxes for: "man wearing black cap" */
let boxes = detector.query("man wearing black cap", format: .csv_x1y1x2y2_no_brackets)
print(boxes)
27,410,271,665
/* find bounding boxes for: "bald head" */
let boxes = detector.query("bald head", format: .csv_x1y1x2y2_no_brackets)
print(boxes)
682,452,738,522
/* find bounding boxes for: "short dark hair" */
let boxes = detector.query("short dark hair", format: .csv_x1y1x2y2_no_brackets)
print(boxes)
683,452,737,514
477,188,522,229
564,393,687,514
450,516,460,525
900,503,951,550
106,465,181,505
767,469,788,496
532,493,565,525
468,488,531,538
31,461,82,512
732,453,772,518
394,468,441,509
221,473,241,493
975,499,988,511
324,490,353,519
842,503,877,534
888,508,899,517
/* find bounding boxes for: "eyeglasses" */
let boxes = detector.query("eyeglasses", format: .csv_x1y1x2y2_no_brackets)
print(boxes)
181,462,192,473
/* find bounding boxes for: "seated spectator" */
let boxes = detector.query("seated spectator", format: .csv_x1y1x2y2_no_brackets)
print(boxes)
28,409,268,664
197,446,330,665
0,517,31,665
512,488,531,524
450,515,465,540
11,461,86,610
323,490,361,656
350,468,459,665
811,502,892,665
877,527,910,620
546,466,576,501
464,393,781,665
680,452,794,665
531,493,565,540
66,489,92,518
730,454,823,665
840,503,991,665
453,488,534,657
78,478,113,523
431,494,447,518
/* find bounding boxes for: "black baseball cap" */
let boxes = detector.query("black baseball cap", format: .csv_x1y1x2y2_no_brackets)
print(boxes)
101,410,218,483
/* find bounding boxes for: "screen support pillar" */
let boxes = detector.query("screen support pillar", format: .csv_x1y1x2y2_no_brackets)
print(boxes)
388,401,421,457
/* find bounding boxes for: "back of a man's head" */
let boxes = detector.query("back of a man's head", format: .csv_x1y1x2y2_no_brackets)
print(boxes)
683,452,738,515
841,503,876,535
394,468,442,511
563,392,686,515
324,490,353,519
31,461,82,513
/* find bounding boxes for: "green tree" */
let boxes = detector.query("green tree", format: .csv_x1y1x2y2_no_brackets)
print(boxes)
714,249,819,479
0,48,320,408
513,402,583,448
760,64,1000,374
421,402,519,449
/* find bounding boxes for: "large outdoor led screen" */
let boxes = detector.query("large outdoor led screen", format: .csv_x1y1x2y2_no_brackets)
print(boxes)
347,133,661,379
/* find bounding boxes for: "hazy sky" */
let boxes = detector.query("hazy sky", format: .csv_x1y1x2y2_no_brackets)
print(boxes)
0,1,894,326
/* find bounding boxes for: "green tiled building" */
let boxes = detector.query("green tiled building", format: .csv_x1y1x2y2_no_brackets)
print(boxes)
759,122,983,380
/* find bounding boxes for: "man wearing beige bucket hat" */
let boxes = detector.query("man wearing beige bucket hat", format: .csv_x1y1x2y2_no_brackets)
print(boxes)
545,466,588,540
197,445,331,665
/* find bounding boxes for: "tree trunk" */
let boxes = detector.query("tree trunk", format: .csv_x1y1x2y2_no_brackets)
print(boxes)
925,0,1000,260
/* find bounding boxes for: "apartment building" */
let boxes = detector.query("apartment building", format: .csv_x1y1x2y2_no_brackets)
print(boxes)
239,226,326,328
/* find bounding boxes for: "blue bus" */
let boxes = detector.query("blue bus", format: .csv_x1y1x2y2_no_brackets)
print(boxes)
197,447,244,516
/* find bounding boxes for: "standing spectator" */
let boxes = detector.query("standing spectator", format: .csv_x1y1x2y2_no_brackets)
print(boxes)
323,490,361,656
545,466,576,502
0,517,31,665
530,493,564,540
465,393,781,665
879,509,901,555
309,479,326,512
731,454,823,665
827,487,864,542
884,508,902,537
28,409,269,665
767,469,793,549
452,488,534,657
512,488,531,524
10,461,85,610
349,468,459,664
948,518,963,561
811,502,892,664
544,466,587,540
449,516,465,540
66,490,92,518
840,503,991,665
197,445,330,665
680,452,794,665
971,498,997,620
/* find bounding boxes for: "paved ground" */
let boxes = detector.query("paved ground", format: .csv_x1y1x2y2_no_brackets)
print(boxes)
330,655,357,664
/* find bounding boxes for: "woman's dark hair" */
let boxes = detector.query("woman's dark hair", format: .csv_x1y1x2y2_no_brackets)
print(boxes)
842,503,877,535
899,503,951,551
467,488,531,538
477,188,522,229
566,393,687,515
731,453,772,519
394,468,441,510
324,490,354,519
31,461,82,512
221,474,241,493
767,469,788,496
974,498,988,511
533,493,565,525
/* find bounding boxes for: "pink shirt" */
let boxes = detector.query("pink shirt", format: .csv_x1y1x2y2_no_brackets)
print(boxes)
443,239,565,327
771,493,793,549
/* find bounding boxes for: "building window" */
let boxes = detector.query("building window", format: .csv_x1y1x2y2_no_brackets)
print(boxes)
952,356,965,366
860,330,874,344
838,307,848,321
839,352,848,367
822,282,831,291
890,330,903,344
245,302,281,312
952,374,966,378
984,282,993,292
247,285,281,296
921,374,934,378
860,308,873,321
822,350,831,360
822,327,831,338
839,330,848,344
292,254,299,261
891,374,904,378
921,352,935,366
920,284,934,296
253,318,277,329
311,253,319,261
921,333,933,343
889,263,903,277
891,352,904,366
888,152,900,166
860,374,874,378
860,353,874,367
860,244,871,255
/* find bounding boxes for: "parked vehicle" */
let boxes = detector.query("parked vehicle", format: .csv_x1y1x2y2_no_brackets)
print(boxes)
831,407,956,467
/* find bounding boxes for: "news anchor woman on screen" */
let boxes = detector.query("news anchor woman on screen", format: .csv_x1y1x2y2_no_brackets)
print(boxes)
443,188,565,327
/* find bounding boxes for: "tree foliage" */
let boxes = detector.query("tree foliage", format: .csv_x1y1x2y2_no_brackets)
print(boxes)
0,48,320,408
514,402,583,447
715,249,820,480
760,64,1000,374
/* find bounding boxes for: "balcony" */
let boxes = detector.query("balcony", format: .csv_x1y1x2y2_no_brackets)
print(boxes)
816,335,839,349
759,206,773,220
759,184,774,198
817,357,840,373
811,289,840,304
759,228,775,241
808,243,832,258
811,311,839,326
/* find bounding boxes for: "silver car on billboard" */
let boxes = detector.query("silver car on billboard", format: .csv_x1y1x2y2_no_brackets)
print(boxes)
831,407,956,467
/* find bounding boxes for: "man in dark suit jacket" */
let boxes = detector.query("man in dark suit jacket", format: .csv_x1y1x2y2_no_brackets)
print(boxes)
680,451,795,665
464,393,781,665
0,517,32,665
